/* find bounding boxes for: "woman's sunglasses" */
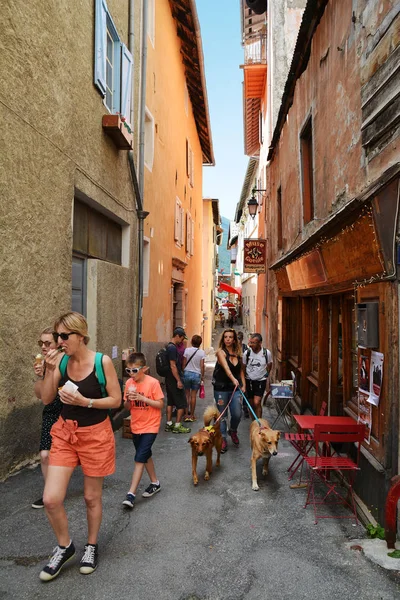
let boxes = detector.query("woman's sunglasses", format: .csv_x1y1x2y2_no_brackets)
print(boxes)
38,340,52,348
125,367,144,375
52,332,78,342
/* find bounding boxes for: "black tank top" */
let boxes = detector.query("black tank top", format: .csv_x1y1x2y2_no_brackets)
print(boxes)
60,367,108,427
212,349,242,391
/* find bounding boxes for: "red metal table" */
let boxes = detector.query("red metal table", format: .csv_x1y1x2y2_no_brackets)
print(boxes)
294,415,355,430
289,415,356,488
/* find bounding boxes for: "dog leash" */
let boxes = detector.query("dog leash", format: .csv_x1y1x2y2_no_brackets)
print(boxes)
238,388,263,427
214,385,238,424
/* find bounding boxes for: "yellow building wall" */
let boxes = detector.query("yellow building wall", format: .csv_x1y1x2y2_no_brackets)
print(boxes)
142,0,205,359
202,200,216,349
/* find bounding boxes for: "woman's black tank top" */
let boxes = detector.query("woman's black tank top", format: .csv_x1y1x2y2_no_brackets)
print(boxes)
212,349,242,391
60,367,108,427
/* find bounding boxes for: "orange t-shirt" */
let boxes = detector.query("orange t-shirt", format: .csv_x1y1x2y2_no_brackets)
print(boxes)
124,375,164,434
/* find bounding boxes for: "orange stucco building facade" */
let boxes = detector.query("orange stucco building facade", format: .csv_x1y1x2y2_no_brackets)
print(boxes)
141,0,214,364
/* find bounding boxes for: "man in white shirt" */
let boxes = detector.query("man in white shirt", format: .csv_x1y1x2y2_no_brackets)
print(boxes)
242,333,272,419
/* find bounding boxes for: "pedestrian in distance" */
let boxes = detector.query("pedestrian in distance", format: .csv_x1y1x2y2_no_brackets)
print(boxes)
182,335,206,422
212,329,246,453
243,333,272,419
32,327,63,509
164,327,191,434
39,312,121,582
122,352,163,509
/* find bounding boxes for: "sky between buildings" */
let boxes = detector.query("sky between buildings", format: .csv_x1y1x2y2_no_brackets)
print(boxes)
197,0,249,221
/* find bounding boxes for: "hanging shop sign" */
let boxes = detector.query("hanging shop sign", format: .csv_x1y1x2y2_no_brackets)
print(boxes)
243,239,266,274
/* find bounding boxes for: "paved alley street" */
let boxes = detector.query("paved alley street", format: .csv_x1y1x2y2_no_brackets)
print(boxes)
1,354,400,600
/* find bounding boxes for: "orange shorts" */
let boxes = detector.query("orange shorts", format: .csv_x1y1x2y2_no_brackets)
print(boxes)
49,417,115,477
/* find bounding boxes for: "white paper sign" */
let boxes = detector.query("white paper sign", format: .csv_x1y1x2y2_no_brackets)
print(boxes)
112,346,118,359
368,351,383,406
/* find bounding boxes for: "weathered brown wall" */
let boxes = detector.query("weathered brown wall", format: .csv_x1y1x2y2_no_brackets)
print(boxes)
0,0,141,477
265,0,399,360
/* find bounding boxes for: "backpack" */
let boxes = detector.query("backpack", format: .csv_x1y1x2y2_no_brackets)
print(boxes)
59,352,107,397
245,348,271,373
155,343,174,377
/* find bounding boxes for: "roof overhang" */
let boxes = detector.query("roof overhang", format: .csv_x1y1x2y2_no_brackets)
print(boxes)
235,157,259,222
169,0,215,165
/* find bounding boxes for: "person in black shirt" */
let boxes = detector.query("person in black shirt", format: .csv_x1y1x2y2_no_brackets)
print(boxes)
164,327,191,434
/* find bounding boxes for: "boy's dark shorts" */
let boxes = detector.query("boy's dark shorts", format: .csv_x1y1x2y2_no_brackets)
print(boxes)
245,378,267,399
165,377,187,409
132,433,157,463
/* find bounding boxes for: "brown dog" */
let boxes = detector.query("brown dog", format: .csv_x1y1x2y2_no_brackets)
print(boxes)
250,418,281,491
188,405,222,486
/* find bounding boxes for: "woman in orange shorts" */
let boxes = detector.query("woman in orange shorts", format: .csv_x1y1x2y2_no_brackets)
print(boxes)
38,312,121,582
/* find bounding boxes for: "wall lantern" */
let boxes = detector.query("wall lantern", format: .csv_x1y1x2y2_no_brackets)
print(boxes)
247,187,266,220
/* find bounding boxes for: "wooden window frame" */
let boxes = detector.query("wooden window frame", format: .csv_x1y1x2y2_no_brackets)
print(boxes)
300,115,314,225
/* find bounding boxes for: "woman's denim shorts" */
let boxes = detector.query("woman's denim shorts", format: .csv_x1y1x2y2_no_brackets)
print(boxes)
183,370,201,391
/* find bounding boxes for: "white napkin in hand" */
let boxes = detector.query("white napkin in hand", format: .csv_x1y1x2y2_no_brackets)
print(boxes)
62,380,79,394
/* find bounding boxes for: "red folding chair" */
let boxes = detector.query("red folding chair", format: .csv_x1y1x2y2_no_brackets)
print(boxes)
303,422,365,524
285,401,327,481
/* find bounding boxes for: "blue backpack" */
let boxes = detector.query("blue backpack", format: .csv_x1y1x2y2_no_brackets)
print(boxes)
59,352,107,397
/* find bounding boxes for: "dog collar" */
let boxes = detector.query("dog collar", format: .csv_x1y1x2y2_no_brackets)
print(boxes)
204,425,215,433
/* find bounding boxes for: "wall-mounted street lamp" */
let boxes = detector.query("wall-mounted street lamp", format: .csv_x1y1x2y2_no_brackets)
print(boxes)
247,187,266,219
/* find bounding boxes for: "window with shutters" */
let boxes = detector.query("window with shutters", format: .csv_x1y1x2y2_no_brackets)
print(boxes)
185,213,195,256
144,108,155,171
174,198,184,246
94,0,133,124
73,199,122,265
186,140,194,188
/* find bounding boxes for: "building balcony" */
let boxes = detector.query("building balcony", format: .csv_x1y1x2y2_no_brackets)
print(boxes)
241,32,267,156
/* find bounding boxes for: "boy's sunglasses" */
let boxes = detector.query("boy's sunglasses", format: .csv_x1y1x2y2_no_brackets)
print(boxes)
53,332,78,341
125,367,144,375
38,340,52,348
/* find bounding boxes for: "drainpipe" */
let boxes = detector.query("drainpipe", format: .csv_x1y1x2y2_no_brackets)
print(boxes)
128,0,149,351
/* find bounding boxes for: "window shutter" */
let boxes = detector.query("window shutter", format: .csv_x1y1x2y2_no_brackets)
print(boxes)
186,212,191,252
94,0,107,96
120,43,133,124
174,200,180,241
190,148,194,187
180,206,184,246
190,217,195,255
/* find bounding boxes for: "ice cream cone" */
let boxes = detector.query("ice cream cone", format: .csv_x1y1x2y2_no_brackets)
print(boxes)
35,354,43,365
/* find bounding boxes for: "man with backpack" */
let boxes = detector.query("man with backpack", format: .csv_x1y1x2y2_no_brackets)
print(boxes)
159,327,191,434
242,333,272,419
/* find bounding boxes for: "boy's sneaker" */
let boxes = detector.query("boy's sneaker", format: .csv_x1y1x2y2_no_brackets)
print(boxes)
221,439,228,453
122,493,135,509
172,423,191,434
32,497,44,509
79,543,98,575
142,483,161,498
164,423,174,432
228,429,240,447
39,542,75,581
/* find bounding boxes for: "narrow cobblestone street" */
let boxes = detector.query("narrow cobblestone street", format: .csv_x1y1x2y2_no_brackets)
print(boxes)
1,340,400,600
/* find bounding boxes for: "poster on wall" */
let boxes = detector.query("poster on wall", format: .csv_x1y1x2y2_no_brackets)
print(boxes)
358,353,370,394
358,391,371,444
369,351,384,407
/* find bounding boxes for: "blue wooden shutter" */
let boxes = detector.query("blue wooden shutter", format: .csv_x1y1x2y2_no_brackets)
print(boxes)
120,43,133,124
94,0,107,96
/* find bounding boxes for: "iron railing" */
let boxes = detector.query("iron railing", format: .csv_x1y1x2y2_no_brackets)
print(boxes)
244,32,267,65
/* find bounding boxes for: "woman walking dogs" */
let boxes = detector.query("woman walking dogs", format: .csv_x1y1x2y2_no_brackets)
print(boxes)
212,329,246,453
39,312,121,582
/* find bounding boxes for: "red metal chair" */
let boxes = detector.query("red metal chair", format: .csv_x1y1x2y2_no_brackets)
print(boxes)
303,422,365,524
285,401,327,481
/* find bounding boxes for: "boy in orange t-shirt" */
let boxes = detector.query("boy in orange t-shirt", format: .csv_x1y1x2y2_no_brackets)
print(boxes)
122,353,164,509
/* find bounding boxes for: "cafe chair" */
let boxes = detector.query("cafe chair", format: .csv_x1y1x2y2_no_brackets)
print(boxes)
303,422,365,524
285,401,327,481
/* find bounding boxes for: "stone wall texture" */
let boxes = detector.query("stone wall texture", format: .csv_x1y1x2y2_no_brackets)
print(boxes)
0,0,141,477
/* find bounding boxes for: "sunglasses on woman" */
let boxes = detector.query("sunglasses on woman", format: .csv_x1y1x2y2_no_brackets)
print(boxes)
125,367,144,375
52,332,78,341
38,340,52,348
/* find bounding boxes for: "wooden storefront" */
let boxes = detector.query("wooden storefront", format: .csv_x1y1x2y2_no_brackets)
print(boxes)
271,176,400,522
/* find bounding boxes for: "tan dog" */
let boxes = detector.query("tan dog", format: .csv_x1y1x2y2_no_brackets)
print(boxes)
250,418,281,491
188,406,222,486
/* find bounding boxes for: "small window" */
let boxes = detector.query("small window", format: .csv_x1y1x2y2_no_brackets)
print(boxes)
174,198,184,246
186,140,194,187
300,116,314,224
73,199,122,265
94,0,133,123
